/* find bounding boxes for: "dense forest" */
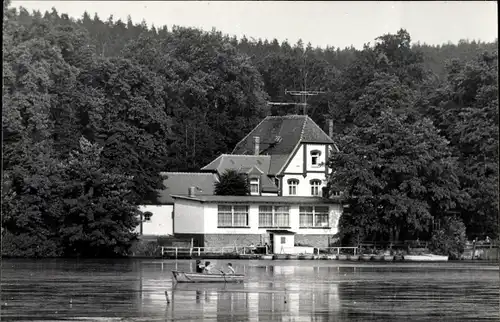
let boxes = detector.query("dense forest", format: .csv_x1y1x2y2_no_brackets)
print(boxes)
2,1,498,257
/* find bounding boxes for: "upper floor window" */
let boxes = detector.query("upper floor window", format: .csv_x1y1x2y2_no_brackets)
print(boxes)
288,179,299,195
310,179,321,196
310,150,322,166
218,205,249,227
250,177,260,194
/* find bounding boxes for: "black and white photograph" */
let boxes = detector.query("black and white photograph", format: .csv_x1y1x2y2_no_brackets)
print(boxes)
1,1,498,321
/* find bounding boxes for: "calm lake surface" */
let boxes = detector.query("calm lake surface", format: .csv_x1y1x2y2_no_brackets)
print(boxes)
1,259,498,321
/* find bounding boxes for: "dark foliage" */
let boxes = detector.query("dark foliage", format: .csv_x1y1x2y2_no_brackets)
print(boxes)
214,170,250,196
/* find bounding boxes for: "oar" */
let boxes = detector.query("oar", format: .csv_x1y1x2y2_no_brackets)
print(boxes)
219,269,227,283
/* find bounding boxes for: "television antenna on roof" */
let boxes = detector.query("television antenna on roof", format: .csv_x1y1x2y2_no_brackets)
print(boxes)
284,89,326,115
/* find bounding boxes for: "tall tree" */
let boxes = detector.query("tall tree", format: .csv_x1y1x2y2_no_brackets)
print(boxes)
75,56,171,203
58,137,140,257
328,72,461,243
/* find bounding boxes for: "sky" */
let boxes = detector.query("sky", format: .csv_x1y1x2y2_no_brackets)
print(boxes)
11,1,498,49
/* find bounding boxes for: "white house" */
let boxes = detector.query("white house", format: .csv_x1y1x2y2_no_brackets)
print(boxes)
169,114,344,252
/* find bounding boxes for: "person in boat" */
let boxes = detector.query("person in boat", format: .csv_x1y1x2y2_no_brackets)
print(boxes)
226,263,235,275
195,260,205,273
203,261,214,274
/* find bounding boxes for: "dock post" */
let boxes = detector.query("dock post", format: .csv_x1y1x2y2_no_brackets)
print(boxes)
165,291,170,304
175,247,178,259
198,247,201,256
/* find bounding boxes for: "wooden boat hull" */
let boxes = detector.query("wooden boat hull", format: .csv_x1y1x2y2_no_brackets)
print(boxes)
404,255,449,262
172,271,245,283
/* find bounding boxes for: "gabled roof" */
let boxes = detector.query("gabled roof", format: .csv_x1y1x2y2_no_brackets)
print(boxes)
201,154,271,174
231,115,335,175
157,172,219,204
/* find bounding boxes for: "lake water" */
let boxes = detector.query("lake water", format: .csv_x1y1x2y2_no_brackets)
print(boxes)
1,259,498,321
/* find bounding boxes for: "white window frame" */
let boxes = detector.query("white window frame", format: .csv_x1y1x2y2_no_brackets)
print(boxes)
310,179,321,196
258,205,290,228
217,205,249,227
288,179,299,195
310,150,322,166
299,206,330,228
250,177,260,195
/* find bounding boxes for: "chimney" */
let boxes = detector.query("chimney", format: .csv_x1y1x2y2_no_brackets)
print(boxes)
253,136,260,155
188,186,196,197
328,119,334,139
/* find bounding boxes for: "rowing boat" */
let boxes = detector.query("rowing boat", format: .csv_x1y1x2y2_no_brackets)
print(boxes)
172,270,245,283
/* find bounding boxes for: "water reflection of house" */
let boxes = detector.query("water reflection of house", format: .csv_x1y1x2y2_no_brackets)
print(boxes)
167,278,340,321
138,115,344,252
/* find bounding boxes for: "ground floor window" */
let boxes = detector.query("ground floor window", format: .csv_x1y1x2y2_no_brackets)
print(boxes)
218,205,249,227
299,206,330,228
259,206,290,227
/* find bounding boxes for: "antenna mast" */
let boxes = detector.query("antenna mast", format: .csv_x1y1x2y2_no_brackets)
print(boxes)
268,48,327,115
285,90,326,115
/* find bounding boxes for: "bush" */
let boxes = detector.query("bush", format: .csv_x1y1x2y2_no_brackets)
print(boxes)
1,230,62,258
129,239,162,257
429,216,467,259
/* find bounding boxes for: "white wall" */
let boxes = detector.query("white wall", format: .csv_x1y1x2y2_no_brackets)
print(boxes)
284,144,304,173
135,205,173,236
281,143,336,197
273,233,295,253
173,199,205,233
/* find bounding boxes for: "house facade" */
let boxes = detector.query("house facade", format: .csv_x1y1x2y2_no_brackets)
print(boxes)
168,115,344,252
172,194,343,252
135,172,218,236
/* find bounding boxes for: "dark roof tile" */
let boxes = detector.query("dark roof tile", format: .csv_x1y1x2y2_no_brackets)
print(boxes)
231,115,334,175
157,172,218,204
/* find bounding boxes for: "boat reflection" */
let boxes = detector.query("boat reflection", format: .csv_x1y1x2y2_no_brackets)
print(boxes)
168,271,340,321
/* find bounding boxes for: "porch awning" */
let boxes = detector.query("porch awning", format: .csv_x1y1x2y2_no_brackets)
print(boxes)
266,229,296,235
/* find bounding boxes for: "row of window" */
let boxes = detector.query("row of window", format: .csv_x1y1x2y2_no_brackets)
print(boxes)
288,179,322,196
250,177,324,196
217,205,330,228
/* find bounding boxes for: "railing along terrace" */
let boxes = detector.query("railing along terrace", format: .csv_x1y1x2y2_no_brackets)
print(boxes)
314,247,359,255
161,246,239,258
161,245,361,258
